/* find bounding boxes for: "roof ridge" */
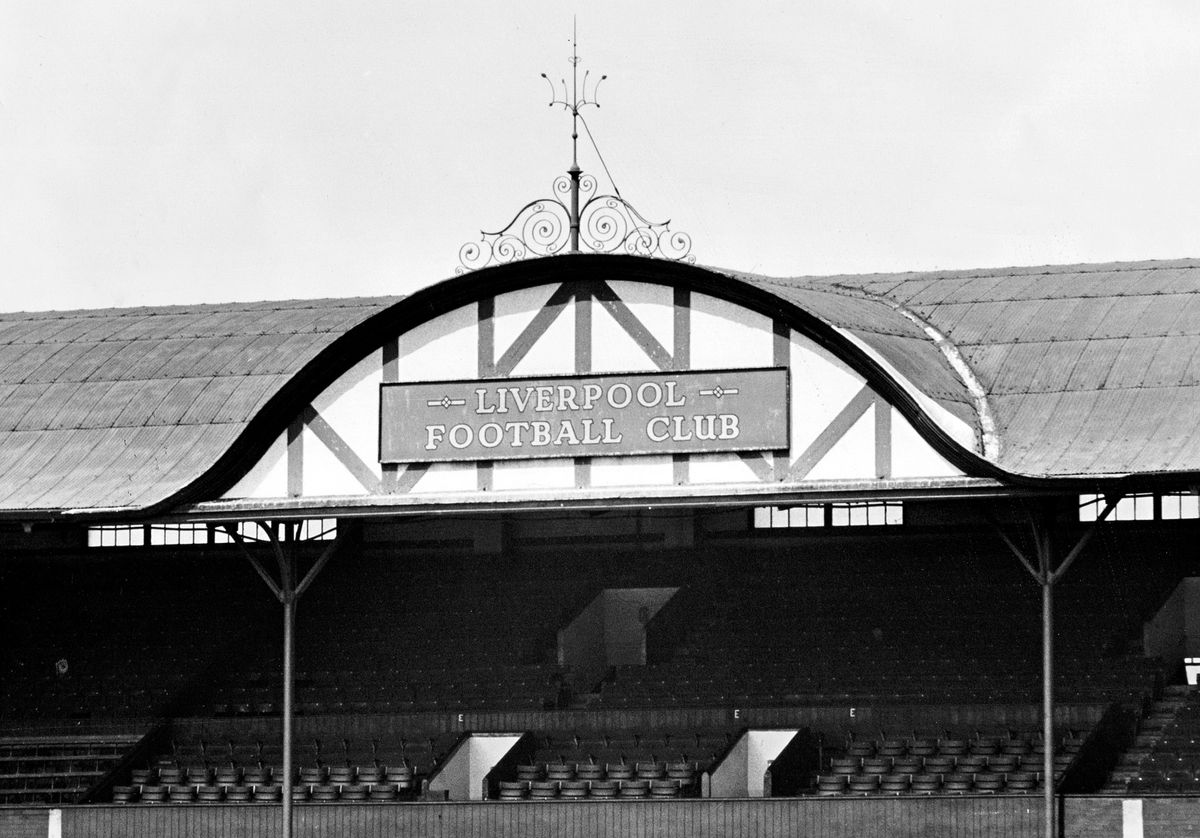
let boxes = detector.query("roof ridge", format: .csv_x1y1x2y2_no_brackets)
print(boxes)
810,280,1001,461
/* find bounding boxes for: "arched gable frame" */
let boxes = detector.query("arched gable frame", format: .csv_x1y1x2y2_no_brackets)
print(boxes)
167,255,1025,519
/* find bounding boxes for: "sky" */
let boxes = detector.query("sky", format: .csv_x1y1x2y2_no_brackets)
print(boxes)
1,1,1198,312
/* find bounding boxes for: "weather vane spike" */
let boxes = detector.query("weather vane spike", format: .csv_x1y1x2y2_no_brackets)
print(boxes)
457,21,693,273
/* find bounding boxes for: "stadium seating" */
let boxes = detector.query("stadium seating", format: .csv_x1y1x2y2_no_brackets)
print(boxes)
814,728,1082,797
489,729,736,800
0,524,1194,807
0,734,141,805
1104,685,1200,793
113,731,461,804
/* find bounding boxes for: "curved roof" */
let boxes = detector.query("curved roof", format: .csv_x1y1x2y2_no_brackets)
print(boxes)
730,258,1200,479
0,298,398,516
0,257,1196,517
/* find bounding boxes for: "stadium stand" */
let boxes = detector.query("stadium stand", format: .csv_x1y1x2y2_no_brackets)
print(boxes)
1104,685,1200,794
2,255,1199,837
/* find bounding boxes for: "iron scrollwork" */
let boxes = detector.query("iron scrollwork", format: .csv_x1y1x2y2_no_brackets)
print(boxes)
457,176,694,273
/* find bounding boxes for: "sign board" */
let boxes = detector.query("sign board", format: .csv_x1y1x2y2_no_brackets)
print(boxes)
380,368,789,464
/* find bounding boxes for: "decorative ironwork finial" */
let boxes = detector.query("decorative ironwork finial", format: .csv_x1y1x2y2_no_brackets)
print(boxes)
457,21,694,274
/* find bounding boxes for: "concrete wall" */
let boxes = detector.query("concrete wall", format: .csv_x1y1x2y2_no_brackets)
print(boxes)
558,587,677,689
427,734,522,801
1143,577,1200,662
708,730,799,798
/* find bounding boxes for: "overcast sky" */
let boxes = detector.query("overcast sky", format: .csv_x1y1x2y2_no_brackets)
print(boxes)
2,1,1197,312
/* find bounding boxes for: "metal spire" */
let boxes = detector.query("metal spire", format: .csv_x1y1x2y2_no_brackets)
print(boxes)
457,22,693,273
541,20,606,253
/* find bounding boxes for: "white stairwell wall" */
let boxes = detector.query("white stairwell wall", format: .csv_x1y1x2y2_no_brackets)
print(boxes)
1143,578,1200,665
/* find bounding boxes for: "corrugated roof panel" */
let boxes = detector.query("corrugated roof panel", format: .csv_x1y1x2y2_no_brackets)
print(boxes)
47,340,128,383
1046,389,1142,474
1089,297,1157,341
1063,341,1120,393
46,425,192,510
1090,388,1182,474
1149,336,1200,388
208,374,287,424
177,335,269,378
903,275,1011,306
0,383,46,432
990,341,1088,394
1146,266,1200,295
23,426,173,510
35,315,122,344
990,391,1064,465
1104,338,1159,391
1,342,72,382
43,381,121,431
13,382,81,431
0,316,83,345
0,342,48,379
105,313,200,342
108,380,178,428
104,338,197,381
0,429,41,481
114,425,240,509
843,329,974,406
20,342,100,383
0,427,125,507
145,377,219,426
1172,294,1200,336
175,377,246,426
251,332,333,375
77,379,157,429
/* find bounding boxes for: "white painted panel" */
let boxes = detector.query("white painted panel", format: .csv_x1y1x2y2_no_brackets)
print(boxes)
804,407,875,481
606,280,675,350
789,337,868,458
492,457,575,492
399,303,475,381
469,735,522,801
890,407,964,478
591,299,664,373
1122,798,1144,838
427,733,522,801
302,426,371,497
708,733,748,799
506,299,575,376
409,462,476,493
312,350,384,465
590,455,674,488
691,293,772,369
748,730,800,798
689,452,762,484
222,433,286,499
493,284,563,359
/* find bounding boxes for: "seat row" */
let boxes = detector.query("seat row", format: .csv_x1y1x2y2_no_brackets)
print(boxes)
113,782,408,804
816,770,1042,795
132,763,416,788
514,761,698,785
499,779,691,800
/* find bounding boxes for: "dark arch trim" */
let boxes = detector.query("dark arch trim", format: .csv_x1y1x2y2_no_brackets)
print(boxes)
118,255,1165,521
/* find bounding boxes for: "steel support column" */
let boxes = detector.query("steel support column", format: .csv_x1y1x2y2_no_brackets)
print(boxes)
994,493,1122,838
281,571,295,838
226,521,345,838
1040,549,1054,838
